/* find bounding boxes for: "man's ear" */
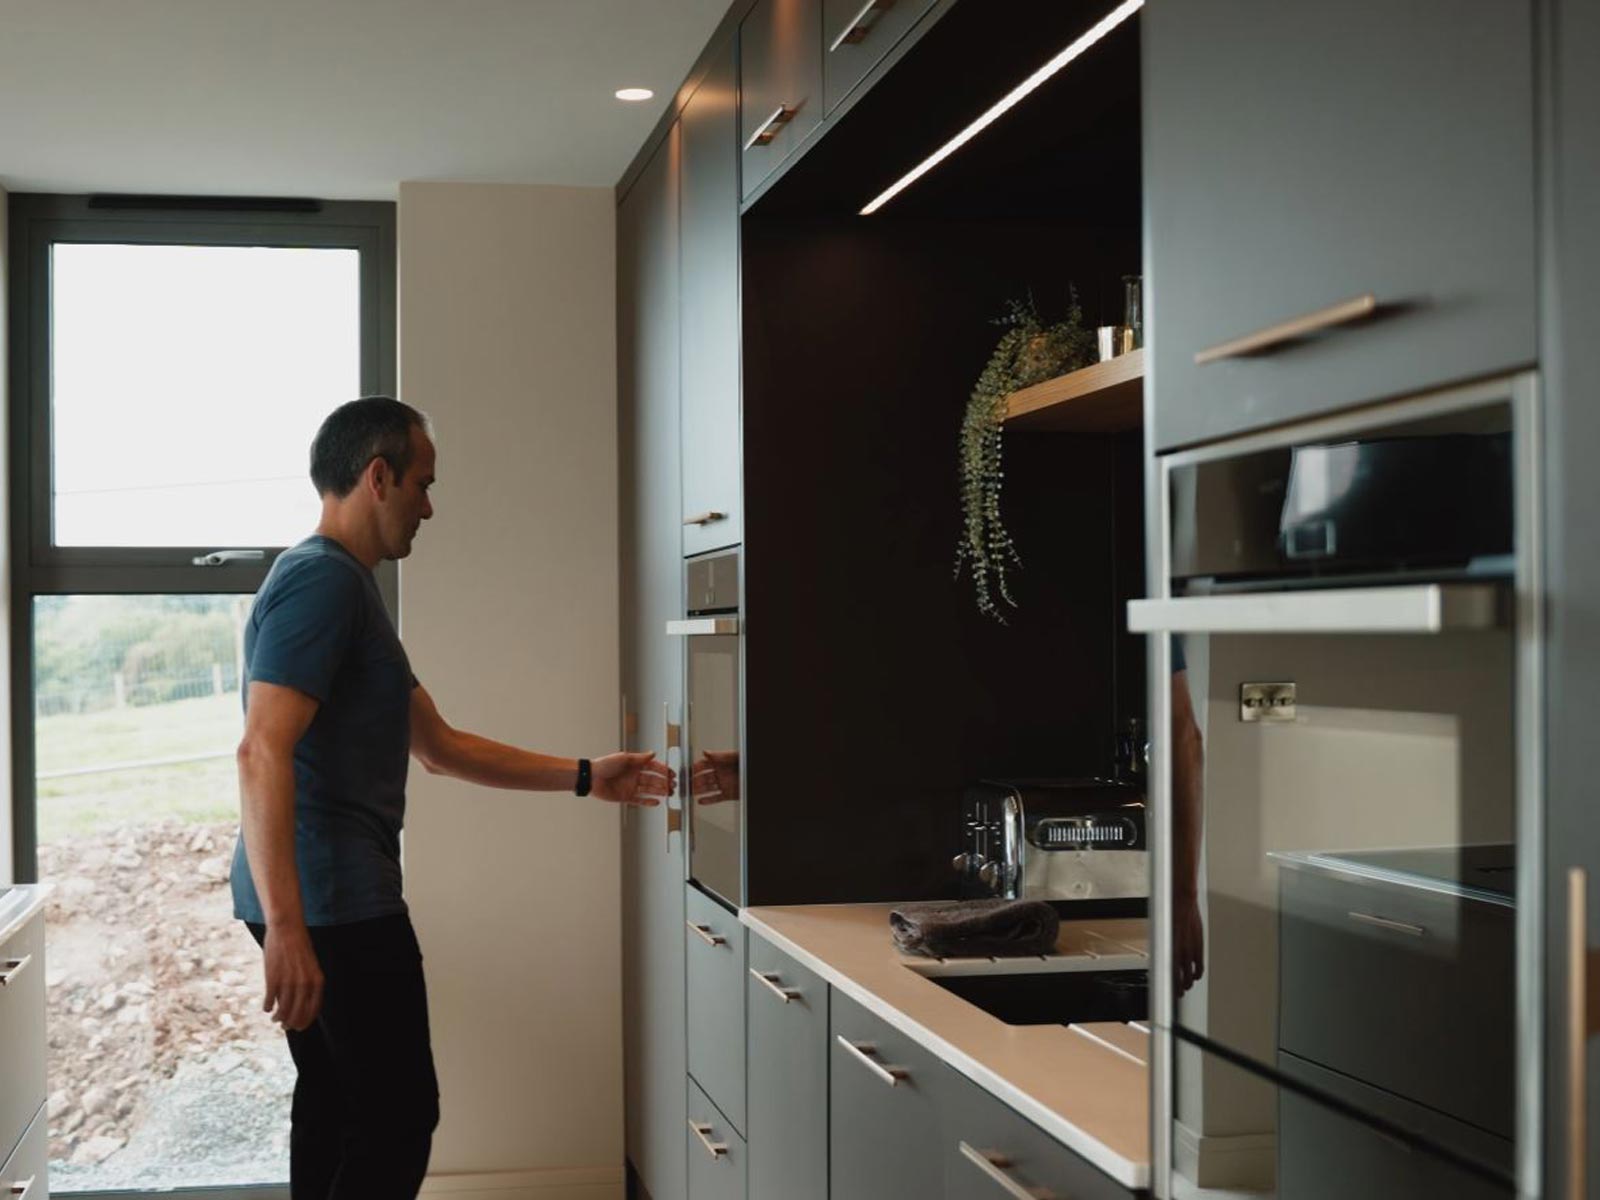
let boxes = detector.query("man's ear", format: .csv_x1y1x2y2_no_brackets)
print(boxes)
362,455,388,499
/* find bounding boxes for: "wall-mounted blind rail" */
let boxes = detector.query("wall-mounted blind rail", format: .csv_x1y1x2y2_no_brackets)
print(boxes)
1127,584,1504,635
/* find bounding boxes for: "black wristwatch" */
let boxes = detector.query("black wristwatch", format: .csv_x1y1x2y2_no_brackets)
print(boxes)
575,758,592,797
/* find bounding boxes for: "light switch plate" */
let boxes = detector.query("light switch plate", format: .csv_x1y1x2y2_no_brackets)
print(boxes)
1241,681,1297,722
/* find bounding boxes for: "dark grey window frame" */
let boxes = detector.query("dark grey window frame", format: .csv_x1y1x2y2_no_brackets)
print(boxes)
8,193,397,886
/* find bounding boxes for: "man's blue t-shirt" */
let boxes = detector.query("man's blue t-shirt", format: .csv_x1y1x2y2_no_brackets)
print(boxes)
230,535,417,927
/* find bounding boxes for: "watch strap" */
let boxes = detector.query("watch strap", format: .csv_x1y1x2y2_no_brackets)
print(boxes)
575,757,592,797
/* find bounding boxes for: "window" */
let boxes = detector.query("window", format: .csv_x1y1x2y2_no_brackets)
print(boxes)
9,194,396,1196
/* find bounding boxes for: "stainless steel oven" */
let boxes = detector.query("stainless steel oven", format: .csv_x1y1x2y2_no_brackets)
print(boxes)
1133,373,1542,1199
669,548,742,908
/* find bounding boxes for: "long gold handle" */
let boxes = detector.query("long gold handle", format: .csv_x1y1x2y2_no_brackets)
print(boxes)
750,967,802,1003
836,1035,907,1087
958,1142,1055,1200
1571,867,1588,1200
1193,293,1378,365
683,511,727,527
744,105,797,151
829,0,895,51
688,921,728,948
0,955,33,988
663,703,682,848
7,1176,37,1199
689,1119,729,1160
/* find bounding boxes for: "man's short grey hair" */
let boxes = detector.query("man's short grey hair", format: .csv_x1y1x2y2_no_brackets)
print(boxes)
309,396,432,498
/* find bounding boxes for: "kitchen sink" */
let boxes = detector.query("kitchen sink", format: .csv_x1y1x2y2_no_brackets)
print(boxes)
928,967,1148,1026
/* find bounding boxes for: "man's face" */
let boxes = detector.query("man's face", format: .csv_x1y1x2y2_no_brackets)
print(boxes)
379,425,435,560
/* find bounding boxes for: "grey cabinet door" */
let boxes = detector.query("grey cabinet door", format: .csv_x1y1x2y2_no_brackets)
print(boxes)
942,1067,1134,1200
0,1103,46,1200
1543,0,1600,1193
680,35,743,557
1144,0,1536,451
0,914,46,1167
618,126,689,1200
688,1076,749,1200
746,934,828,1200
740,0,824,200
830,989,948,1200
686,885,748,1134
821,0,937,115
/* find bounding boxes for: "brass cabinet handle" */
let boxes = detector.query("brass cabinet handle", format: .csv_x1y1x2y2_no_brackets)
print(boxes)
665,617,741,637
1347,911,1426,938
750,968,802,1003
663,703,682,848
1570,867,1591,1200
958,1142,1055,1200
0,955,33,988
829,0,895,51
689,1119,729,1160
1193,293,1379,365
688,921,728,948
6,1177,37,1199
683,511,728,526
744,105,798,151
836,1035,907,1087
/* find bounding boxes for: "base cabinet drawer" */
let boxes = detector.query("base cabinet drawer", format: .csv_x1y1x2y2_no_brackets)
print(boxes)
830,989,949,1200
688,1077,748,1200
747,934,828,1200
0,1104,47,1200
943,1069,1136,1200
686,885,748,1133
0,915,47,1165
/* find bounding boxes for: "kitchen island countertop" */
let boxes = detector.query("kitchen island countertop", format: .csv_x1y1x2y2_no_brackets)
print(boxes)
0,883,50,946
741,902,1151,1190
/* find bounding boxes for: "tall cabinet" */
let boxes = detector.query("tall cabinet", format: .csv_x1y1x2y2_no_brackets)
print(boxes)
618,124,688,1200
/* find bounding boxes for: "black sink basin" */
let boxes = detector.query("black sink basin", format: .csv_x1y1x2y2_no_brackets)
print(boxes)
929,968,1148,1026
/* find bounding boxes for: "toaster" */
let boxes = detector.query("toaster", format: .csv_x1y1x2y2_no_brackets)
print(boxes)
955,779,1147,914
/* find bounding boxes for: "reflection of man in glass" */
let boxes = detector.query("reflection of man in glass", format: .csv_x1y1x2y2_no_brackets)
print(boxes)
1172,637,1205,997
690,750,740,805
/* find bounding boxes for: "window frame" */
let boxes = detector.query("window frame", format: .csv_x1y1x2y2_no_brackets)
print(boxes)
8,193,398,883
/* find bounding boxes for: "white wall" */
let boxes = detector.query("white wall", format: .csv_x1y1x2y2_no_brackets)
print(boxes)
397,182,622,1199
0,183,12,888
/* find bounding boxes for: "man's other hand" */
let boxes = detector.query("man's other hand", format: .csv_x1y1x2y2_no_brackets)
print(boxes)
262,924,325,1032
592,751,674,806
1174,892,1205,998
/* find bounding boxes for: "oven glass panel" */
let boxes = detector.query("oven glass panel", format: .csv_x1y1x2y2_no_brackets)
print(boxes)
688,632,741,905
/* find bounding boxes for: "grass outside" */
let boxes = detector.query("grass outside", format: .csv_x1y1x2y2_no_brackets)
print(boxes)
36,692,243,844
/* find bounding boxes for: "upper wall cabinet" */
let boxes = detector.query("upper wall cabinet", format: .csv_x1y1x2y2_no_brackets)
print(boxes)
1144,0,1536,451
822,0,938,115
682,37,744,555
740,0,824,201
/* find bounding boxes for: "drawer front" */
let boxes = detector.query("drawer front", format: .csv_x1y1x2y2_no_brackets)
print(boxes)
740,0,824,200
0,915,47,1167
821,0,938,116
688,1076,749,1200
0,1103,47,1200
830,988,948,1200
1279,1053,1512,1200
943,1068,1135,1200
746,935,828,1200
1279,867,1513,1137
1145,0,1536,450
686,885,748,1133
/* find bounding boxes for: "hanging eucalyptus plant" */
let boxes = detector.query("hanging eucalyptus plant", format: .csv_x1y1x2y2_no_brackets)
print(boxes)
955,293,1096,621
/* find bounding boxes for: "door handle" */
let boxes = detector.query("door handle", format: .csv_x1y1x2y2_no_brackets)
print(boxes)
958,1142,1055,1200
689,1119,729,1160
750,968,802,1002
665,617,740,636
688,921,728,948
836,1035,907,1087
829,0,896,51
683,511,727,526
744,104,798,150
1193,293,1378,364
663,703,682,848
6,1176,37,1199
0,955,33,987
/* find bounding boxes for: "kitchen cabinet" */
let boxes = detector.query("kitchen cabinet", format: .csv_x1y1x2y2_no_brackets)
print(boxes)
0,910,46,1172
1278,863,1514,1140
821,0,938,116
686,884,748,1134
680,34,743,556
618,126,689,1200
1542,0,1600,1193
0,1105,46,1200
942,1066,1137,1200
830,988,949,1200
1143,0,1536,451
739,0,824,201
746,933,828,1200
688,1076,749,1200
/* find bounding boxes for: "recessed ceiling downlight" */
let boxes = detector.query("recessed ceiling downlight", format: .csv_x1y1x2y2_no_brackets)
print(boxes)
615,88,655,102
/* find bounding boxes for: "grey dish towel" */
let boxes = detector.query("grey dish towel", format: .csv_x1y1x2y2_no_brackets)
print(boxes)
889,899,1060,959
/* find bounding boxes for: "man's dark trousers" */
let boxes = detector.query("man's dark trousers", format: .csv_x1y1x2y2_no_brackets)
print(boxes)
247,914,440,1198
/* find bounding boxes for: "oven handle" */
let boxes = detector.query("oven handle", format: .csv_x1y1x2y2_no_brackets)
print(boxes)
666,617,741,637
1127,584,1502,636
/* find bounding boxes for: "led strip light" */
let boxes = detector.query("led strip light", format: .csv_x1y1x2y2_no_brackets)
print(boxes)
859,0,1144,216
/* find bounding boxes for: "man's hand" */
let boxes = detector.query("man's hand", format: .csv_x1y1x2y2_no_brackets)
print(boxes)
262,924,325,1032
592,751,674,806
690,750,740,806
1174,892,1205,998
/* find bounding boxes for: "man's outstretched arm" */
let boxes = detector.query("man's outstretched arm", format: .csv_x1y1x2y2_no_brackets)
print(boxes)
409,683,673,804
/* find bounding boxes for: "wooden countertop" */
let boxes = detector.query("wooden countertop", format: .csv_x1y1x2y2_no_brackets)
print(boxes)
741,903,1151,1190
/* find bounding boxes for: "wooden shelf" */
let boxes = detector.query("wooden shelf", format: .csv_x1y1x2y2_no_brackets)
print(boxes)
1003,348,1144,433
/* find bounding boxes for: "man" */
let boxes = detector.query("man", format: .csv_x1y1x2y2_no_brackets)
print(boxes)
229,396,671,1198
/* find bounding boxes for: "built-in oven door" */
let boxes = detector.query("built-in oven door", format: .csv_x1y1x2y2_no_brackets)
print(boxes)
1132,374,1541,1200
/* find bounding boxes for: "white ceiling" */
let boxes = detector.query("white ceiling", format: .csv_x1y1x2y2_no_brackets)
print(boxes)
0,0,731,199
